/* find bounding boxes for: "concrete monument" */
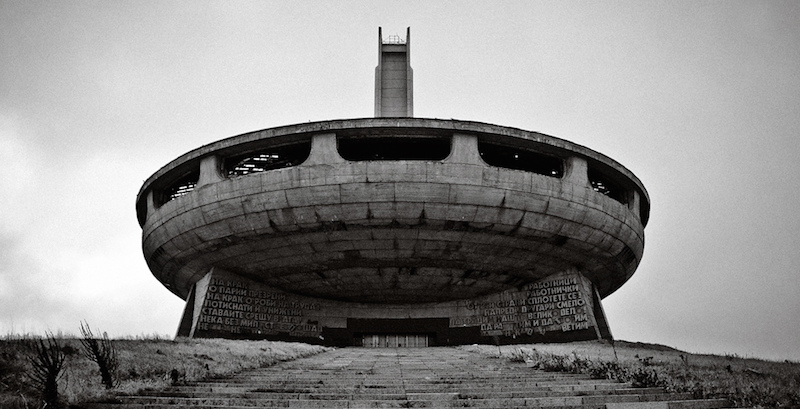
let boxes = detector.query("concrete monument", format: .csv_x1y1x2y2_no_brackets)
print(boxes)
136,28,649,346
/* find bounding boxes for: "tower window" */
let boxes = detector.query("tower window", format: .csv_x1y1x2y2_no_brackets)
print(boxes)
225,143,311,177
588,168,628,205
338,137,450,161
478,142,563,177
158,170,199,206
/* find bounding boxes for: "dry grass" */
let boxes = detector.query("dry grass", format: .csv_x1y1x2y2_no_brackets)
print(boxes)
462,340,800,407
5,336,798,408
0,336,330,408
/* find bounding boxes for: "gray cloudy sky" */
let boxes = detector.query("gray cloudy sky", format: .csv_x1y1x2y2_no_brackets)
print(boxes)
2,1,799,361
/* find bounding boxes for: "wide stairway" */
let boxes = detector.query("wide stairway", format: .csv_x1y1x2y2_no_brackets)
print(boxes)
103,347,731,408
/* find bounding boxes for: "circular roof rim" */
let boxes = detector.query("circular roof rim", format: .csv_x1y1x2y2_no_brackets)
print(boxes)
136,117,649,204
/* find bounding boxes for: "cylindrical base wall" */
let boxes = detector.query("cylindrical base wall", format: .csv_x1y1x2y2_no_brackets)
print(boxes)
177,267,611,346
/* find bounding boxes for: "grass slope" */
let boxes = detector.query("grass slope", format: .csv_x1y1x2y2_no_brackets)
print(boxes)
462,340,800,407
0,337,329,408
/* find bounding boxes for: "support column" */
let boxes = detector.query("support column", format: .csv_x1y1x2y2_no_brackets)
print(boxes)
303,133,345,165
564,156,590,188
176,269,214,338
146,190,157,213
445,133,483,165
628,190,642,221
592,286,614,340
198,155,225,186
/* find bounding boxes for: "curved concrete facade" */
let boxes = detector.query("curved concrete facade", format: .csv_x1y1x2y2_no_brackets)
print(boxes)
137,27,651,345
137,118,648,344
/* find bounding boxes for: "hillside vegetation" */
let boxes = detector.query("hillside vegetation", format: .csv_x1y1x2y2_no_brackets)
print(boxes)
463,340,800,407
3,336,798,408
0,336,329,408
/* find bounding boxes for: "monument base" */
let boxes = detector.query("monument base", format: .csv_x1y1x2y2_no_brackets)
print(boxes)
177,268,612,346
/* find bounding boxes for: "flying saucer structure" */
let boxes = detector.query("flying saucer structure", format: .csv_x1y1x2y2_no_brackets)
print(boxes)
136,28,649,347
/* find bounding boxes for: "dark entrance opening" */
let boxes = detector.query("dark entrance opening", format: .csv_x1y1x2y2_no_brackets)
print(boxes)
362,334,430,348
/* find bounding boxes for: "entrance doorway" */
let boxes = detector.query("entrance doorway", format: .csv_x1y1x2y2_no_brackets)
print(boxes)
362,334,429,348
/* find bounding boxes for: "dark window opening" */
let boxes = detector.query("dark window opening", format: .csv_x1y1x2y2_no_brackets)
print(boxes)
225,143,311,177
338,137,450,161
588,169,628,205
159,170,199,206
136,198,147,227
640,200,650,226
478,142,563,177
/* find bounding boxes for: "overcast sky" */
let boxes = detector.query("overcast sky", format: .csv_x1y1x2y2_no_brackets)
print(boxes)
2,1,799,361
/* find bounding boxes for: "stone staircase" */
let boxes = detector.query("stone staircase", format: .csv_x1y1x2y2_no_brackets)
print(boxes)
96,347,732,408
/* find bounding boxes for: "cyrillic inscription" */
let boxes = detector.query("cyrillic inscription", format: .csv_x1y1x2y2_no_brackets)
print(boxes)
450,275,593,337
197,278,321,338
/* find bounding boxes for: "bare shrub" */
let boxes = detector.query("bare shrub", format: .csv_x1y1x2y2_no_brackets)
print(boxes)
79,322,118,388
27,333,66,408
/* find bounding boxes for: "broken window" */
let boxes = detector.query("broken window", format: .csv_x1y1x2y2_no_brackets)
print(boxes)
478,142,563,177
225,143,311,177
338,137,451,161
588,168,628,205
159,170,199,206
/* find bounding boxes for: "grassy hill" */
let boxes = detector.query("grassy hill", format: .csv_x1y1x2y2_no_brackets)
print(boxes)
2,337,798,408
0,336,329,408
463,340,800,407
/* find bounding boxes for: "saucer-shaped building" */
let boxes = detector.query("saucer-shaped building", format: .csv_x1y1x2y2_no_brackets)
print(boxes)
136,28,649,347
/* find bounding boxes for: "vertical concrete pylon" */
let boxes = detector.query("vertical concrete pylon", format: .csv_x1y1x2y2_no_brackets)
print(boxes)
375,27,413,117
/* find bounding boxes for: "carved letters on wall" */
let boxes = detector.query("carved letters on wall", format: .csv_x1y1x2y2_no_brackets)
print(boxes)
449,272,596,337
189,269,598,341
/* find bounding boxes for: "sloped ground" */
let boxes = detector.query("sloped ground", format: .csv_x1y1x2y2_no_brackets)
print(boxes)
465,341,800,407
0,337,329,408
87,347,732,408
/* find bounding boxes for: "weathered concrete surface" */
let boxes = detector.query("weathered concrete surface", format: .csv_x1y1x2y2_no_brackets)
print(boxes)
140,126,647,303
375,27,413,118
136,118,649,207
97,348,731,409
177,267,608,345
137,119,649,343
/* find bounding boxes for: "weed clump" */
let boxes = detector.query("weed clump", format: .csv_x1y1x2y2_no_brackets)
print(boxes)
588,359,628,381
629,366,668,388
79,322,119,389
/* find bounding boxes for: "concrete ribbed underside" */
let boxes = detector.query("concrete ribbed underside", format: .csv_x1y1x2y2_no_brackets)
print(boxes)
143,160,644,303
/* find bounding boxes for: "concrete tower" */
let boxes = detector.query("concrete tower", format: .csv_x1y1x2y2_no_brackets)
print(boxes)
374,27,413,117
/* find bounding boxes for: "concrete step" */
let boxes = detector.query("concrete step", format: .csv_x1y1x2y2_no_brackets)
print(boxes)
154,380,630,393
118,392,697,407
166,380,628,391
131,387,668,401
200,374,604,382
605,400,732,409
89,401,731,409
